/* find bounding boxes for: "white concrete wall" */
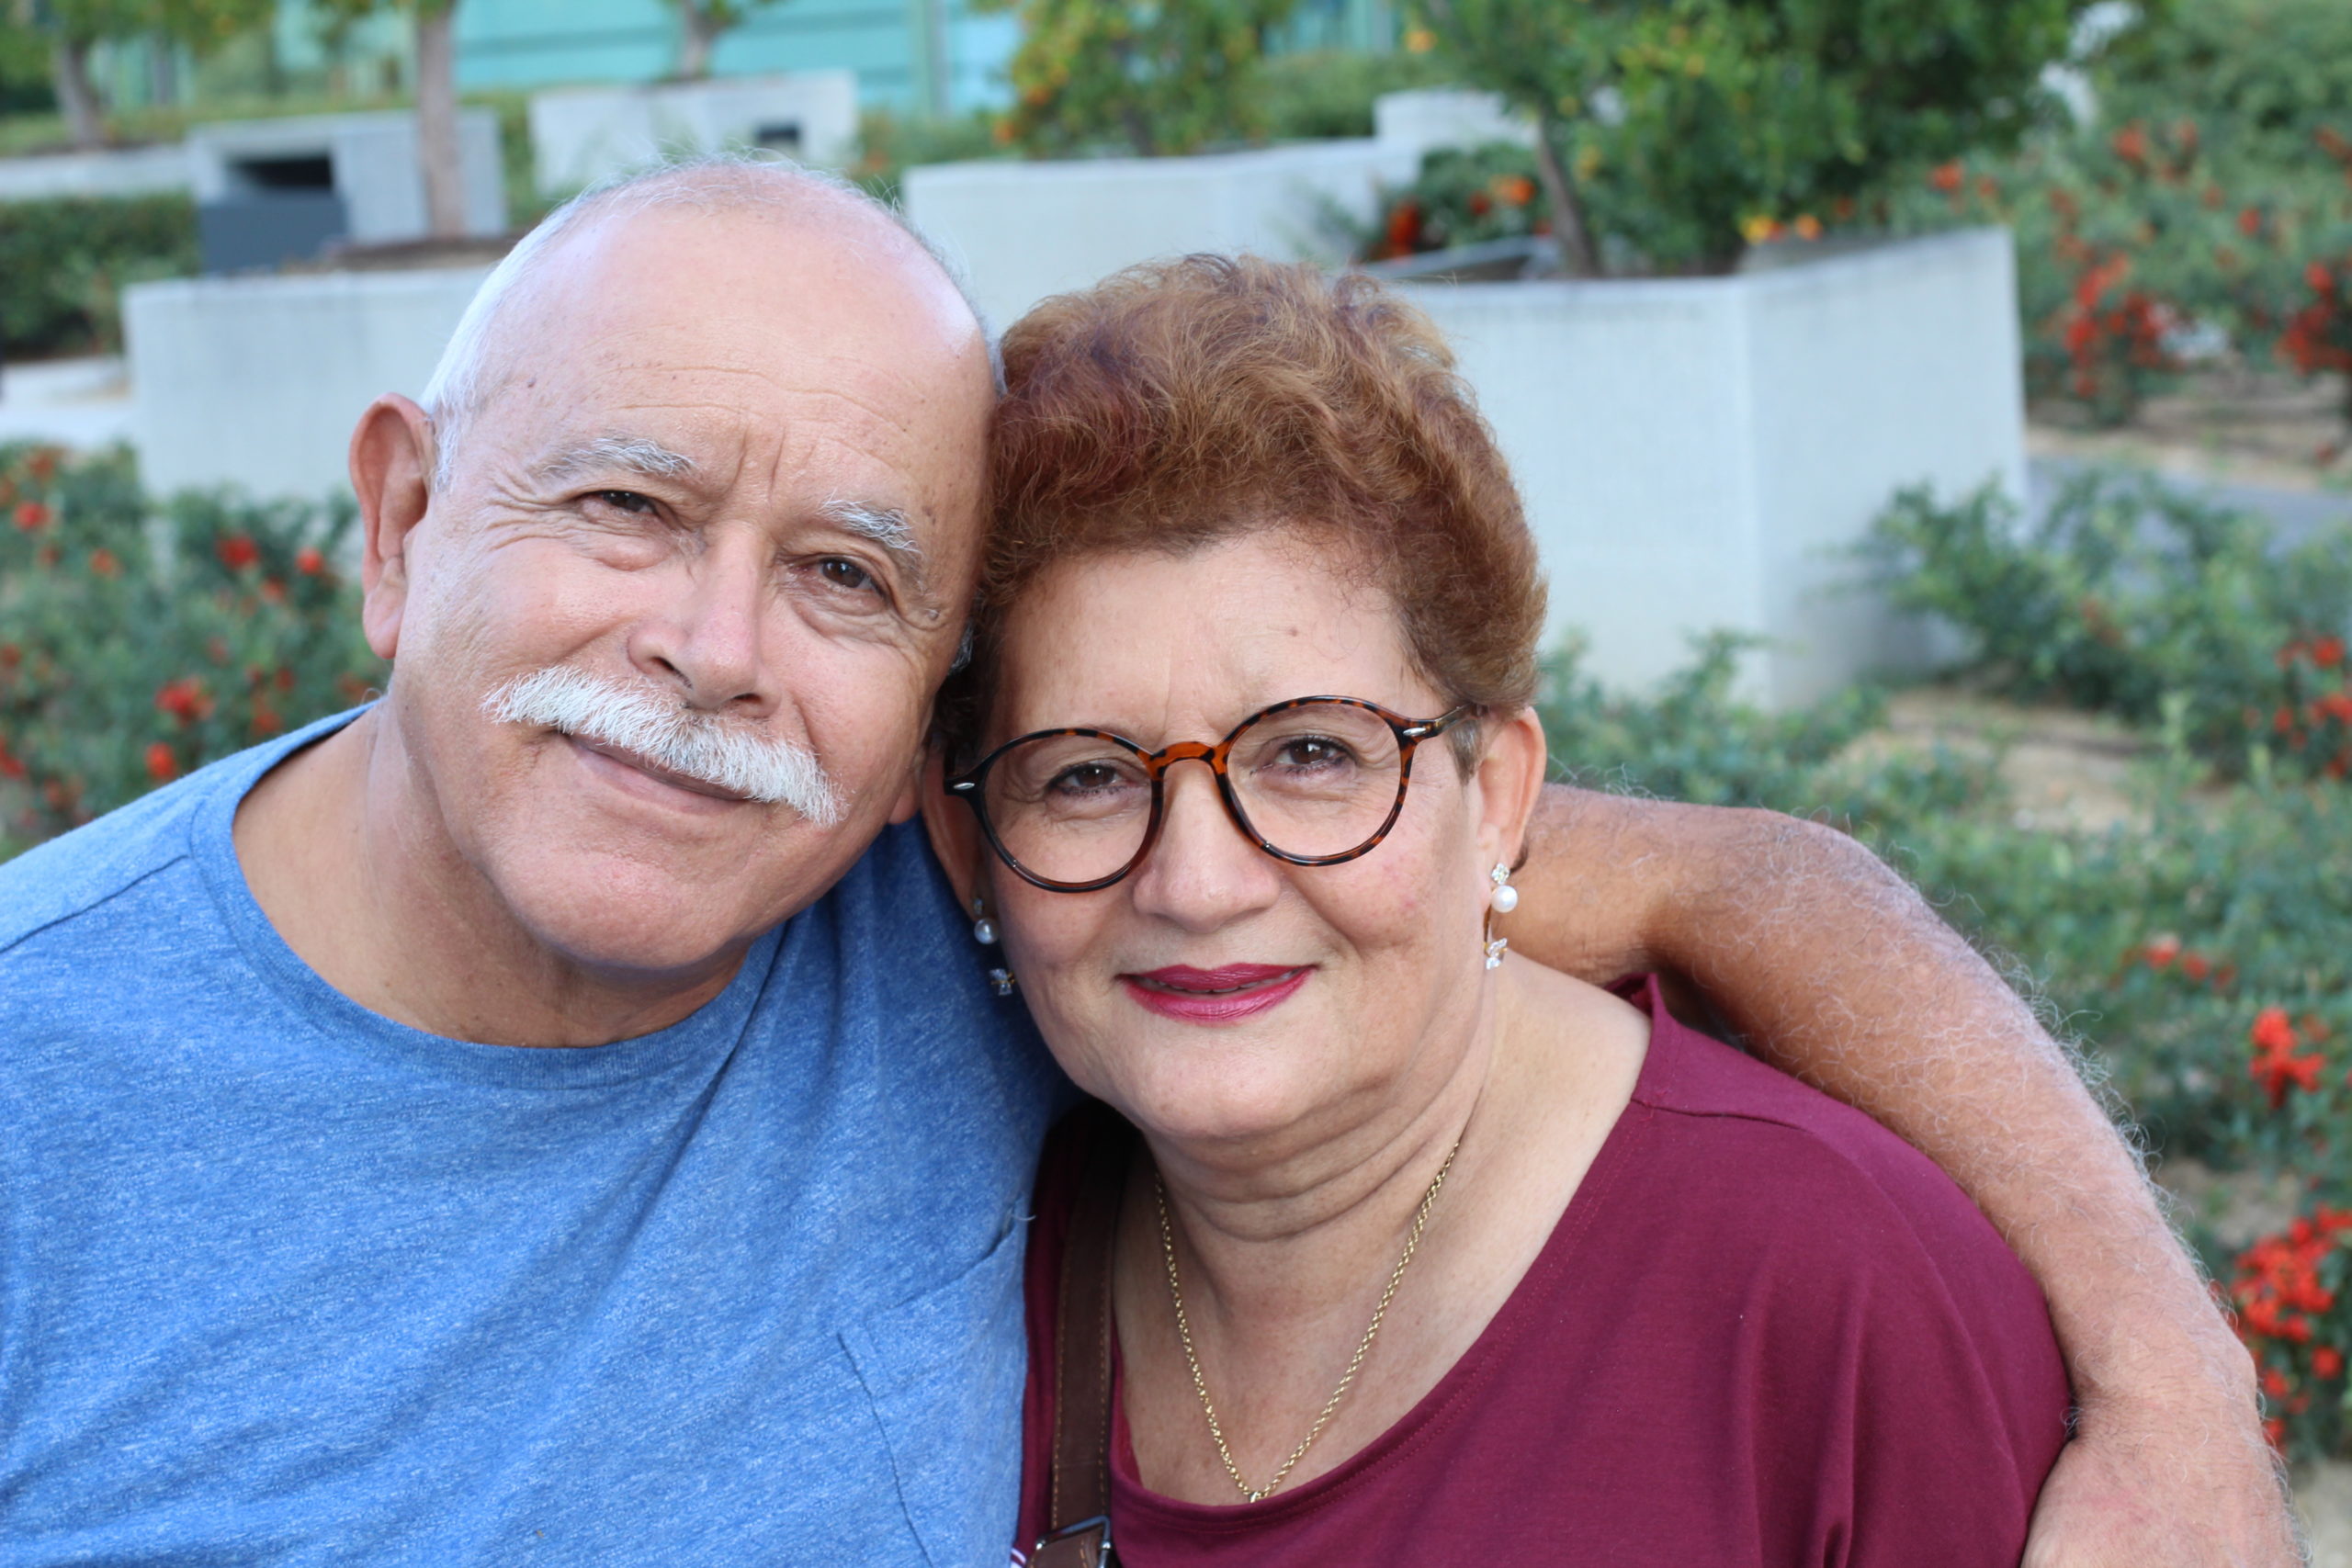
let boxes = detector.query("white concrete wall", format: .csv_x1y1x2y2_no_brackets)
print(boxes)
529,73,860,195
1407,229,2026,705
906,140,1419,332
187,111,506,243
124,265,491,500
0,143,191,202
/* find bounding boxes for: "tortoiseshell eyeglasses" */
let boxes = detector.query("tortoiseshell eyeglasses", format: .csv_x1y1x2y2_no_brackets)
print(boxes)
944,695,1476,893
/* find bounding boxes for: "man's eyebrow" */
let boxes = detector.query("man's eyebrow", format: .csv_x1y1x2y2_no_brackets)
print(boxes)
818,498,928,589
530,435,700,487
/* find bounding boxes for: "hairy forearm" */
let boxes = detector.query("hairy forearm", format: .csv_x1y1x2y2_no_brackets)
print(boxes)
1510,786,2258,1419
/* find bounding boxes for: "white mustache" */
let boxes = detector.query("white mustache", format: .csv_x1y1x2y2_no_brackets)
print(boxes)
483,666,846,826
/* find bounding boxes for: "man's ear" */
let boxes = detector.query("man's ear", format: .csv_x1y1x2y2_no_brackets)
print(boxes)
1474,705,1551,878
918,745,991,919
350,394,438,662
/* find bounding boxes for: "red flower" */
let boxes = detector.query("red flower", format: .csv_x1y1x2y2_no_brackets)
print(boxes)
216,535,260,571
2182,952,2212,982
1928,162,1963,194
0,738,24,782
2251,1007,2324,1108
2312,637,2346,669
88,547,119,579
2144,934,2182,968
2311,261,2337,296
2112,123,2149,165
13,501,51,532
2239,208,2264,237
154,678,214,725
144,742,178,784
1385,200,1423,256
2318,1348,2345,1379
294,546,325,576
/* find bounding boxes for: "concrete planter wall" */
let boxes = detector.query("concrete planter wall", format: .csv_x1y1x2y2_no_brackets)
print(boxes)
903,91,1526,331
125,265,491,501
1405,229,2025,705
0,143,192,202
529,73,859,195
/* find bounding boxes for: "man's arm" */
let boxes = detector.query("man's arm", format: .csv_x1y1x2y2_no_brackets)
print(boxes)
1507,785,2300,1568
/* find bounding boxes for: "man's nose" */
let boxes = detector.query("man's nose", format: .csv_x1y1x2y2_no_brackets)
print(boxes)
1125,761,1283,933
629,528,772,713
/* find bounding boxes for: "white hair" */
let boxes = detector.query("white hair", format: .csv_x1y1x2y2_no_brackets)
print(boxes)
419,152,992,492
484,664,845,825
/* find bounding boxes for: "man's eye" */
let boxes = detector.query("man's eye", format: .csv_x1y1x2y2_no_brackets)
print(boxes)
818,558,878,594
590,491,658,515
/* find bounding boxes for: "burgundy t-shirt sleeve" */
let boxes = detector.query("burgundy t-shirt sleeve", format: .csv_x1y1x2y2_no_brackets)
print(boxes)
1836,1171,2066,1563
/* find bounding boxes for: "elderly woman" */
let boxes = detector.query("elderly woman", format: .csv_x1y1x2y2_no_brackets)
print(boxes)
924,256,2067,1566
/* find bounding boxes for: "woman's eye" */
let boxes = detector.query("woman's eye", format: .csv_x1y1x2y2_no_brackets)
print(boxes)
817,558,878,594
1274,737,1354,770
1049,762,1127,796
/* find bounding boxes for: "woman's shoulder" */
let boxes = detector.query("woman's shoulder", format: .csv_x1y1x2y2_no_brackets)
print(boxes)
1605,983,2064,1396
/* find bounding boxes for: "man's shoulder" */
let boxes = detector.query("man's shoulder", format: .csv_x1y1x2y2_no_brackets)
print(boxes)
0,719,338,962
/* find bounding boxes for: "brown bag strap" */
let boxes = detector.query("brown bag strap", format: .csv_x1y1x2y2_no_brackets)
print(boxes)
1031,1105,1134,1568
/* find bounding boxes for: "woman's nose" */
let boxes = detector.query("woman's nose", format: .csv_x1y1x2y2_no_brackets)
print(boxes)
1125,761,1283,932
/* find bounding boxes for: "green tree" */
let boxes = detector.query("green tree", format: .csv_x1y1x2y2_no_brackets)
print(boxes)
984,0,1302,158
14,0,266,150
664,0,789,83
311,0,467,238
1411,0,2089,275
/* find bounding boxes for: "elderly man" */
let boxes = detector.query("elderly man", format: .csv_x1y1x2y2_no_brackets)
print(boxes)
0,161,2294,1566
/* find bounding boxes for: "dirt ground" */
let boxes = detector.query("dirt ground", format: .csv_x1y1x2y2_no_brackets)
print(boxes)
2030,368,2352,493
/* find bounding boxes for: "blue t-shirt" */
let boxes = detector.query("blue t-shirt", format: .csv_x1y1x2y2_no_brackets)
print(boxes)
0,712,1068,1567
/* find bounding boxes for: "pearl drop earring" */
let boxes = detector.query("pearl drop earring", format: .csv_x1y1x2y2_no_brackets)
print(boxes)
971,897,1000,947
1487,863,1519,914
1484,863,1517,970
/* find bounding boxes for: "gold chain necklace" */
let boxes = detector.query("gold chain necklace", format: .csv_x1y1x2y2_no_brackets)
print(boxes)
1153,1137,1463,1504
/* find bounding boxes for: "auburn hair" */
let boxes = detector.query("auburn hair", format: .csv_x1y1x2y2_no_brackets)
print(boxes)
948,254,1545,760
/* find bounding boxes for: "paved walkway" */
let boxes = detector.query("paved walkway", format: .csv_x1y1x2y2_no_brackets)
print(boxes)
0,356,134,452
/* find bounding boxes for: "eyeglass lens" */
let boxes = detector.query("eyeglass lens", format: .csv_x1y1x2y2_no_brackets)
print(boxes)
978,701,1410,886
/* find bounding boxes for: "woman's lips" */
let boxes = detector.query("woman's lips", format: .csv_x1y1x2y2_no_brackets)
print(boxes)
1121,964,1311,1025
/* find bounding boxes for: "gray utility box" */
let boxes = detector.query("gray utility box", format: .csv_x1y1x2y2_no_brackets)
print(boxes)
187,111,505,274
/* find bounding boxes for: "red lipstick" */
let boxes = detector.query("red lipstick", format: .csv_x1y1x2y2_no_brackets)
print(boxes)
1122,964,1310,1025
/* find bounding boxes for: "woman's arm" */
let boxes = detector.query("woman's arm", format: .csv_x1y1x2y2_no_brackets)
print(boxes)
1504,784,2298,1568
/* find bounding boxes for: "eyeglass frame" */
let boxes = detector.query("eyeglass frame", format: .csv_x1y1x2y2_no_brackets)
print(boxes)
944,694,1477,894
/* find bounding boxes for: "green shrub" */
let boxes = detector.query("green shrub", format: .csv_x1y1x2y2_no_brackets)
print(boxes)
1407,0,2089,275
2098,0,2352,153
0,194,198,359
1257,47,1457,142
1865,472,2352,773
0,443,382,850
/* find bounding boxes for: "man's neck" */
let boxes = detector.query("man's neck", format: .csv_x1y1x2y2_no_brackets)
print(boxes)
232,707,744,1047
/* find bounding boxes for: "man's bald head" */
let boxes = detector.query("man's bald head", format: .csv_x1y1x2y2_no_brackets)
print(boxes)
420,156,989,491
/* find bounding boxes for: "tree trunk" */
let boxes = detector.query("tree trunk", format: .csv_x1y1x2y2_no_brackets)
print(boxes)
1530,111,1601,278
414,5,467,240
51,38,106,152
678,4,719,81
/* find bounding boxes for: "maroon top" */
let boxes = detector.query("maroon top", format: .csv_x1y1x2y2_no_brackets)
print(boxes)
1015,978,2070,1566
